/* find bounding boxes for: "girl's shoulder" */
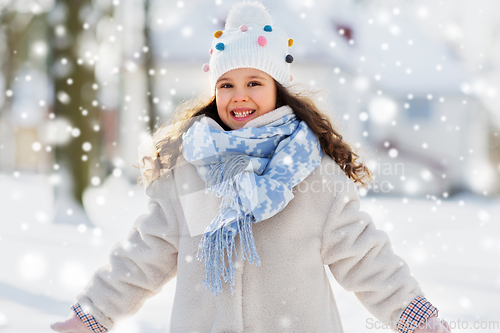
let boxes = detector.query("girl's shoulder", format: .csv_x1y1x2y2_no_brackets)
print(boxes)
302,153,360,198
314,154,352,182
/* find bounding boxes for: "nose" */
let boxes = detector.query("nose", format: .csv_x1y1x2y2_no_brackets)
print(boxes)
232,87,249,103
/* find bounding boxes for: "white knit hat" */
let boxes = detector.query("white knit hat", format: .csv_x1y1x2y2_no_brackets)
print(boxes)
202,1,294,92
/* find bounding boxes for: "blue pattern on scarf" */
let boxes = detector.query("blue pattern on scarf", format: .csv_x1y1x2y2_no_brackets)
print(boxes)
182,111,323,297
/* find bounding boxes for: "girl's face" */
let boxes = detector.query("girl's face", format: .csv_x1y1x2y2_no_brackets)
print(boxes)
215,68,277,130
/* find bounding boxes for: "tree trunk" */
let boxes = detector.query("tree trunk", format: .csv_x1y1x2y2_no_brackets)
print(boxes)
49,0,101,206
144,0,157,133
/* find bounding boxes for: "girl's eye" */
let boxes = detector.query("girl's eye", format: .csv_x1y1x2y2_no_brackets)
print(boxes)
248,81,261,87
220,83,233,89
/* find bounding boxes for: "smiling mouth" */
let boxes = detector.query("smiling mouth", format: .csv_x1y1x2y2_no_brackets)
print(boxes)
231,110,256,119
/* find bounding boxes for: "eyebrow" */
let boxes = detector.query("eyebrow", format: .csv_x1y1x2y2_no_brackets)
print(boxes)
216,75,267,84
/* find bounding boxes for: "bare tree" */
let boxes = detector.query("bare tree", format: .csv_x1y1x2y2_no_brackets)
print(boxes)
0,7,34,171
144,0,157,133
48,0,103,207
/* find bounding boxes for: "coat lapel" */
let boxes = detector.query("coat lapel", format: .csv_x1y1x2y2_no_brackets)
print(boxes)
174,155,221,237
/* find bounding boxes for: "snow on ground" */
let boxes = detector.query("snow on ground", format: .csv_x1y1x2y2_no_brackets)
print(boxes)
0,172,498,332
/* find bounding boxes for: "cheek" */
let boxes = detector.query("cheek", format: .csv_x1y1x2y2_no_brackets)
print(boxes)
270,87,277,105
269,91,277,108
215,93,226,115
255,90,277,110
216,103,224,119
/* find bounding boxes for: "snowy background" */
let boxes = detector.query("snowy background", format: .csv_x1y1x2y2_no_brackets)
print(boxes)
1,174,499,332
1,0,500,332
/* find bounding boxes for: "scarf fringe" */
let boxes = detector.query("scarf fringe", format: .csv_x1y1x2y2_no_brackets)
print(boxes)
197,212,260,297
198,155,261,297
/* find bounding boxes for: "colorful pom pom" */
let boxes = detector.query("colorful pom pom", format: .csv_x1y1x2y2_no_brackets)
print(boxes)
288,38,294,47
214,30,223,38
258,36,267,46
209,48,213,55
285,54,294,63
239,24,248,32
290,74,293,82
202,64,209,72
263,25,272,32
216,42,225,51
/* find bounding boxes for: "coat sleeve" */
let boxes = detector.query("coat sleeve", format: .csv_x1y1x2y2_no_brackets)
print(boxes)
76,173,180,330
320,169,425,332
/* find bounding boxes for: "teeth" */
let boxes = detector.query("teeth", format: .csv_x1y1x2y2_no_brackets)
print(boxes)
233,110,255,118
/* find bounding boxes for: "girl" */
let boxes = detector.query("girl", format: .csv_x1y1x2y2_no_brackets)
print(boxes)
51,2,452,332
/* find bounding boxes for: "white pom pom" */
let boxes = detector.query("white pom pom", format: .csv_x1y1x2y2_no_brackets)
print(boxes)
225,1,272,29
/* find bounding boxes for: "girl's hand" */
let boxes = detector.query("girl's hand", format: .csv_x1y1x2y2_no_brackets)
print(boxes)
50,312,90,332
413,316,452,333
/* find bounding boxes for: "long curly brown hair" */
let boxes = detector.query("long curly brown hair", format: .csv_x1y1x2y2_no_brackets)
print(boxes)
137,81,373,188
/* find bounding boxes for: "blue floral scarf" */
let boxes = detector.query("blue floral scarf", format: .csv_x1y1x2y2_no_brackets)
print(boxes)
181,106,323,297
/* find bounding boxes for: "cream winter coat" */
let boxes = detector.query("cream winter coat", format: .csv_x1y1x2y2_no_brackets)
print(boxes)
76,118,424,333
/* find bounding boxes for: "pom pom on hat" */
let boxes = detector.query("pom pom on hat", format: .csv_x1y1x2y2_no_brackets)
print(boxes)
225,1,272,29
